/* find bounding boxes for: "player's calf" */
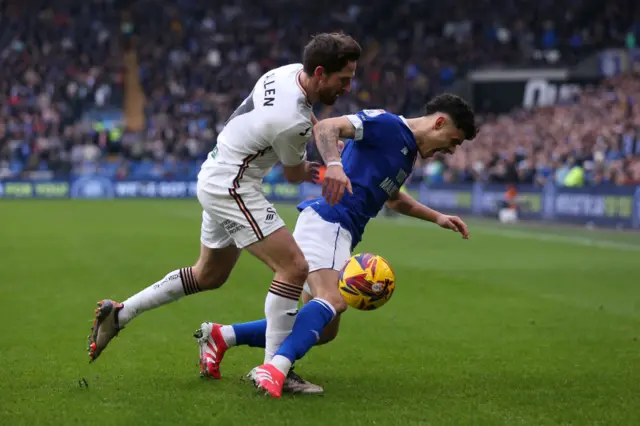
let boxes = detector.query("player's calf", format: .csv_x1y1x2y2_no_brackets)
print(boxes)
116,244,240,326
259,268,345,379
245,227,309,364
191,244,239,291
316,314,341,345
301,275,345,345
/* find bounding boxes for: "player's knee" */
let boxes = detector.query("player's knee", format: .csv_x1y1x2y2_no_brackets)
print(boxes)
314,287,348,314
192,261,229,290
279,254,309,286
324,294,348,314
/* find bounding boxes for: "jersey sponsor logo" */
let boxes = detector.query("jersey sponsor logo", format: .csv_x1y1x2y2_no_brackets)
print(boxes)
379,177,399,197
264,207,277,223
362,109,385,118
380,168,407,197
396,169,408,184
401,147,408,155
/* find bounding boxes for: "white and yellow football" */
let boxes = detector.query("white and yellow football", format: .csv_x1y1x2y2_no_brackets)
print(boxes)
338,253,396,311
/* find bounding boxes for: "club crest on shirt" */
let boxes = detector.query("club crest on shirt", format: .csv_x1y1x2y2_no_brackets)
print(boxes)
362,109,386,118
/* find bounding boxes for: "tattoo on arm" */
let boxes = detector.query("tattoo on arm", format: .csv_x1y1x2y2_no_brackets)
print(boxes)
314,124,342,164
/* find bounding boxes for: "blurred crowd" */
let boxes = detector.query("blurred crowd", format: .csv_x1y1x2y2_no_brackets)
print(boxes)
0,0,124,180
419,75,640,186
0,0,639,186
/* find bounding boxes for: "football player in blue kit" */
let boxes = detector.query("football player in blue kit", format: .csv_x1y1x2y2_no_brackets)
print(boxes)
193,93,478,397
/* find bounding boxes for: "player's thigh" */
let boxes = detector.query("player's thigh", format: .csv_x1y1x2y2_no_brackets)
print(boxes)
293,207,352,275
198,184,286,251
195,210,242,289
197,185,306,284
294,207,352,312
244,227,309,286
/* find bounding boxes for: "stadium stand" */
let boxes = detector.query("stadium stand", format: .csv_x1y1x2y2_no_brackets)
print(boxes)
0,0,639,186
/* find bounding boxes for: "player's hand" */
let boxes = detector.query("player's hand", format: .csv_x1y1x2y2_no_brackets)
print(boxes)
322,164,352,205
436,214,470,239
303,161,321,183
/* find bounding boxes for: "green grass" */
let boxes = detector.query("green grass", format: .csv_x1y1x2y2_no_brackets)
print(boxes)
1,200,640,425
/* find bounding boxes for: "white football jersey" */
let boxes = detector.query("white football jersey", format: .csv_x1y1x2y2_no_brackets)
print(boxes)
200,63,313,189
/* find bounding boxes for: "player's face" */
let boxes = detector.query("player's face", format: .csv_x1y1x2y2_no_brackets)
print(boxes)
421,116,465,159
315,61,357,105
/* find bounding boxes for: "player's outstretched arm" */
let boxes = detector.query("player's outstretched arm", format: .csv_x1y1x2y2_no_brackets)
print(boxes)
313,116,355,205
386,191,470,239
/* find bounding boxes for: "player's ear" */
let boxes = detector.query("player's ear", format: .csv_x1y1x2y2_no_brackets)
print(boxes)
434,115,446,130
314,66,326,79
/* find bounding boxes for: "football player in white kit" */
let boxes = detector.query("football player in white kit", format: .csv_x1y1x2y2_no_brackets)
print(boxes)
87,33,362,393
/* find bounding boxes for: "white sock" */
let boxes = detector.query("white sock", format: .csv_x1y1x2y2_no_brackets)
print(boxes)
118,268,200,326
220,325,237,347
264,280,302,364
271,355,292,376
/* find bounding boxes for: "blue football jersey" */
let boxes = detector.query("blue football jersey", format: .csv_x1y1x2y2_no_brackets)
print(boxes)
298,109,418,249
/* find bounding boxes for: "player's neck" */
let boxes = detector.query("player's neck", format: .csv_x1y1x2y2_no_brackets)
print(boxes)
405,117,436,155
298,71,318,104
404,118,426,140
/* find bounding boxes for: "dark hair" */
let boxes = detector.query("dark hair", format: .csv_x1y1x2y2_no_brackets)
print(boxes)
302,32,361,75
424,93,479,141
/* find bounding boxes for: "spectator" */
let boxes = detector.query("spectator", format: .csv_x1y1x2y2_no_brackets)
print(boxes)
0,0,638,186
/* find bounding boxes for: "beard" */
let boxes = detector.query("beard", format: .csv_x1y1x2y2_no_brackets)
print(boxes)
318,91,339,105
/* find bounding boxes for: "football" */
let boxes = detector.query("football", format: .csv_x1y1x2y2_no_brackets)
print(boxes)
338,253,396,311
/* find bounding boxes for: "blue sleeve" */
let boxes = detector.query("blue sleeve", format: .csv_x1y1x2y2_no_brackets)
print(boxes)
344,110,392,144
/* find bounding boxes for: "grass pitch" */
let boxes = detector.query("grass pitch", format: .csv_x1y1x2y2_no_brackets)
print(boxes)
1,200,639,425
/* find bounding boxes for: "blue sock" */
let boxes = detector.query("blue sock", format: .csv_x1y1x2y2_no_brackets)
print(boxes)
232,319,267,348
275,298,336,364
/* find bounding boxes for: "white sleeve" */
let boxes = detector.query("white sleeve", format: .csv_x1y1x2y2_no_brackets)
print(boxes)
345,114,364,141
269,118,310,167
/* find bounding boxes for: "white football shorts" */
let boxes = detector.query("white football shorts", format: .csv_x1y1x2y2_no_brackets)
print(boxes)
197,179,285,249
292,207,352,295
